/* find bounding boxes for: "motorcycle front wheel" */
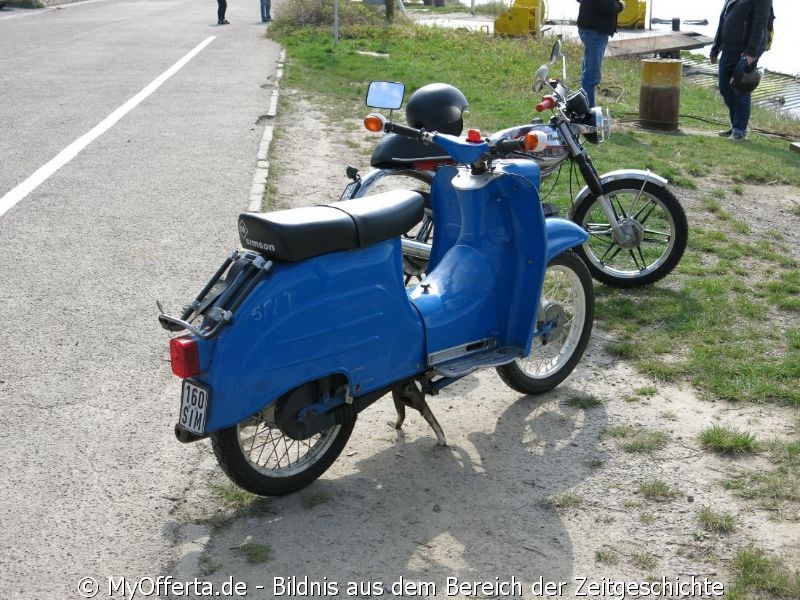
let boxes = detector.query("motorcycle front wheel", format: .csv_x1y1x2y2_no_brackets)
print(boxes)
496,251,594,395
211,405,356,496
571,179,688,287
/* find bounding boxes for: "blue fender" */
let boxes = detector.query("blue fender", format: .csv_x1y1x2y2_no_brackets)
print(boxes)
545,217,589,264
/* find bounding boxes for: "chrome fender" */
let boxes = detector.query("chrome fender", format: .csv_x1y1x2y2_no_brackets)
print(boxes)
545,217,589,264
567,169,669,218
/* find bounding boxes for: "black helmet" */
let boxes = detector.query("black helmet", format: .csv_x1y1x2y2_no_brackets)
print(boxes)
405,83,469,136
730,57,762,94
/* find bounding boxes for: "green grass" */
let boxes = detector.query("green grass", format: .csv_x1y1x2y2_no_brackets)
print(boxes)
542,491,583,510
602,425,668,453
697,506,736,534
727,547,800,600
638,479,680,501
235,542,272,564
595,549,620,565
723,439,800,512
563,393,602,409
699,424,758,454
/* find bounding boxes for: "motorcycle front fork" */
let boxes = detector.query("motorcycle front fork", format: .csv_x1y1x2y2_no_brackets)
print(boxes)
572,150,648,250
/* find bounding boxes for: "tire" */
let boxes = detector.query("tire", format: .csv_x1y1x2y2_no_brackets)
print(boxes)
571,179,688,287
496,252,594,395
346,169,434,284
210,403,356,496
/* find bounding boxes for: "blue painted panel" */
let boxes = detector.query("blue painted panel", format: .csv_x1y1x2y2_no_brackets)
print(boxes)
195,240,425,432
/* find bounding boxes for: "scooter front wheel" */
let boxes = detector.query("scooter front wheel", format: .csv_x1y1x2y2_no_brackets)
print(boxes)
571,179,688,287
211,408,356,496
496,252,594,395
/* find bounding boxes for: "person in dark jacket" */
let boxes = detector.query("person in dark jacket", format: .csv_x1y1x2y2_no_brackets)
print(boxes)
576,0,625,107
709,0,772,141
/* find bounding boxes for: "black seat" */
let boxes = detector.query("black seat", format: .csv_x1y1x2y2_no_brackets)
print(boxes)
237,190,424,262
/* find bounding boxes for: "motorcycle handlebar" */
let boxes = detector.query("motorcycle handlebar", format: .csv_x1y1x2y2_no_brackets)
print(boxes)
385,121,424,140
536,96,557,112
493,138,526,154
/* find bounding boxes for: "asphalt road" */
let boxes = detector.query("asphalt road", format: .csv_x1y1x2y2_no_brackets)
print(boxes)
0,1,280,597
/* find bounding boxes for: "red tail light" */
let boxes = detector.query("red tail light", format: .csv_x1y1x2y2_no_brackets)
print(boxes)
170,336,200,379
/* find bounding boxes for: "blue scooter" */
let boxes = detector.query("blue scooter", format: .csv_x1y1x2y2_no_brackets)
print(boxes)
158,81,594,496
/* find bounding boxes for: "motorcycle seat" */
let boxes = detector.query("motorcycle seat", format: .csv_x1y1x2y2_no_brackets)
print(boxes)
238,190,424,262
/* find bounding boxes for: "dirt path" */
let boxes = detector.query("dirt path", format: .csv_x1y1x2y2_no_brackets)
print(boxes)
172,89,799,598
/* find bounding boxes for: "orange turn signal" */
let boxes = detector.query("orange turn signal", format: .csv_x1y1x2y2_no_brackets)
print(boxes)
523,130,548,152
363,114,386,133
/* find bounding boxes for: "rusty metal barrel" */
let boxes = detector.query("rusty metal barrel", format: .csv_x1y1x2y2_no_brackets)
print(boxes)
639,58,682,131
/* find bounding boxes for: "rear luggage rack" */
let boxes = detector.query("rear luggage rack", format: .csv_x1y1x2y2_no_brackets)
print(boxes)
157,251,273,339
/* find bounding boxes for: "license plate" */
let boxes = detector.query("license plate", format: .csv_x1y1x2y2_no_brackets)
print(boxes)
178,379,210,436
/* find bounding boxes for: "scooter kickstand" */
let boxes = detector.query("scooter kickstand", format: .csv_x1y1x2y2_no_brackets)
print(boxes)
392,381,447,447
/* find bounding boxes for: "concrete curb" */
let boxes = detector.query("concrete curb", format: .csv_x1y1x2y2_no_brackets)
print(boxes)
248,49,285,213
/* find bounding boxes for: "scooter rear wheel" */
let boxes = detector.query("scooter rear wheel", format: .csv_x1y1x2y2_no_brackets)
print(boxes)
496,252,594,395
211,406,356,496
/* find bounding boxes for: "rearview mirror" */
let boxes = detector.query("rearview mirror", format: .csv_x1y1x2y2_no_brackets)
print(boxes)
365,81,405,110
532,65,549,93
550,40,562,64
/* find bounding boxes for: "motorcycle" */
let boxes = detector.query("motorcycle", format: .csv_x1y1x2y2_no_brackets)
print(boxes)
341,41,688,288
157,80,595,496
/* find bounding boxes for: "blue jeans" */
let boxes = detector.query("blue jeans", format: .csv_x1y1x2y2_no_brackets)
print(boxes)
718,49,751,136
260,0,271,21
578,28,609,107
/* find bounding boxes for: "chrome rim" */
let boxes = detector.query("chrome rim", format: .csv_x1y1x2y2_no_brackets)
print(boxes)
516,263,587,378
237,411,341,478
580,189,677,279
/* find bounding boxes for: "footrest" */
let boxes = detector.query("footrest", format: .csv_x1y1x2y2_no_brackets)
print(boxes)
434,347,521,377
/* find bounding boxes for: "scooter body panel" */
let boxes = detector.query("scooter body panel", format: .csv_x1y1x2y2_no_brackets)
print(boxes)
197,240,426,432
411,162,549,361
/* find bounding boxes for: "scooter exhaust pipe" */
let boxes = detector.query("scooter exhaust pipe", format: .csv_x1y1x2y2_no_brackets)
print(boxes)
401,239,432,260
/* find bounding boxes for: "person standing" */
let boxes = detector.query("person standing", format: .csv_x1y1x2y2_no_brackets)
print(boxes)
576,0,625,108
260,0,271,22
709,0,772,141
217,0,229,25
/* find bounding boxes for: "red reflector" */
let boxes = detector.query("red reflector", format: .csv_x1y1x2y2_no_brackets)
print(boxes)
170,336,200,379
466,129,483,143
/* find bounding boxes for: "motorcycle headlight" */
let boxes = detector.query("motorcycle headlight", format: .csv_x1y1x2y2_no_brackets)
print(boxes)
581,107,611,144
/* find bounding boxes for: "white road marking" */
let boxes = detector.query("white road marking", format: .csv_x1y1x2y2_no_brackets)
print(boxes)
0,36,216,218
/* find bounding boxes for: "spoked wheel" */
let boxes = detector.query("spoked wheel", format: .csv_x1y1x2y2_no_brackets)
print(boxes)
496,252,594,395
571,179,688,287
211,401,356,496
347,169,434,285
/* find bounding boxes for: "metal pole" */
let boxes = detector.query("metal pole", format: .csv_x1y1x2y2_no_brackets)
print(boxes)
648,0,653,29
334,0,339,45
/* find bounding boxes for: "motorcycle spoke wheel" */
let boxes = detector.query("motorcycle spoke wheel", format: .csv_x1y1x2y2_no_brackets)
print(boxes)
211,405,356,496
573,179,688,288
496,252,594,395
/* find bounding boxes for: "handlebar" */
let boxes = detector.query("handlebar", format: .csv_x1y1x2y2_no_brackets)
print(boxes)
385,120,424,140
536,96,557,112
493,137,526,154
